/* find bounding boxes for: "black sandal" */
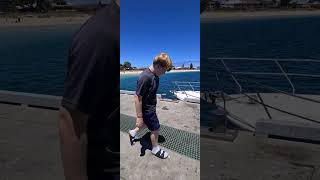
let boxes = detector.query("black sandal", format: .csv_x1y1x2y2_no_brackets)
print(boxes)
154,149,169,159
129,134,135,146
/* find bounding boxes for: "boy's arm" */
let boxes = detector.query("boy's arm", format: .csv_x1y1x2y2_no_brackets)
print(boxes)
134,95,143,118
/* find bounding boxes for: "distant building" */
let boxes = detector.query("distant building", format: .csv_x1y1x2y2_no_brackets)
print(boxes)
289,0,311,7
71,0,113,11
260,0,278,7
208,0,222,9
310,0,320,8
220,0,261,8
207,0,281,9
0,0,10,12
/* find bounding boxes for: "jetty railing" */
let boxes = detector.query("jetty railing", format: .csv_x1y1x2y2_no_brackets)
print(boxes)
173,81,200,92
172,81,200,100
208,57,320,125
209,57,320,95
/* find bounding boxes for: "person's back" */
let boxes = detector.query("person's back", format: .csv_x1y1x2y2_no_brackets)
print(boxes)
59,2,120,180
136,68,159,111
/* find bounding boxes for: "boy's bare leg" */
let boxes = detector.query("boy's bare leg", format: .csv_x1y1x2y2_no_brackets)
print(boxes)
151,130,169,159
58,106,88,180
150,130,159,147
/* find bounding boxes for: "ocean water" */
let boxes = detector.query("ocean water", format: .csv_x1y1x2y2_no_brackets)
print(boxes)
201,15,320,95
0,24,199,99
120,71,200,99
0,25,80,95
1,15,320,100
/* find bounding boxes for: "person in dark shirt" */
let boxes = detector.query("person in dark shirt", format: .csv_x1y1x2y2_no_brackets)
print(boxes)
129,53,172,159
58,1,120,180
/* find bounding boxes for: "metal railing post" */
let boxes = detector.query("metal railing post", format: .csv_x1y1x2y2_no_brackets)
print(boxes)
220,59,243,93
274,60,296,95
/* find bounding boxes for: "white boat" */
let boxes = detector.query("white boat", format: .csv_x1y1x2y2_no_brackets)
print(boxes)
172,81,200,103
203,57,320,142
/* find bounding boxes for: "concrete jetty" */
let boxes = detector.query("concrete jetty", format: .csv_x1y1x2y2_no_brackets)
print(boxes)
0,103,63,180
202,92,320,180
201,131,320,180
2,90,319,180
120,93,200,180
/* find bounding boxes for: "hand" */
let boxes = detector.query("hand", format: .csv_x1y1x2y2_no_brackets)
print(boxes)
136,117,144,128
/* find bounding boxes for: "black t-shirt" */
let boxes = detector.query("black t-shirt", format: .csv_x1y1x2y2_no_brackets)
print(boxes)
136,68,159,111
61,2,119,177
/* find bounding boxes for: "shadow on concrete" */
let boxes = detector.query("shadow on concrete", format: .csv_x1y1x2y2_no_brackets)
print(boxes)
133,132,166,156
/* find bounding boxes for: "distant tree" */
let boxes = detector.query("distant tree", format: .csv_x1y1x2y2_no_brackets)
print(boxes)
123,61,132,70
35,0,51,12
280,0,290,7
214,1,221,9
200,0,210,13
52,0,67,5
189,63,193,69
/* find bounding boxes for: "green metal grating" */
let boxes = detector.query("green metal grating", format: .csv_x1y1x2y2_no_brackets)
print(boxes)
120,113,200,160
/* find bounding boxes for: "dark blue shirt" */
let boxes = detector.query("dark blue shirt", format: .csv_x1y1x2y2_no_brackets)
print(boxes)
136,68,159,111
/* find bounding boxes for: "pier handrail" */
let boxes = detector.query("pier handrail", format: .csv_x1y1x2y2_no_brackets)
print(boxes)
173,81,200,91
172,81,200,99
207,57,320,125
208,57,320,63
209,57,320,96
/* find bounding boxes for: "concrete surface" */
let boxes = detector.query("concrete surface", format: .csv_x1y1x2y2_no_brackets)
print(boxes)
120,132,200,180
0,103,63,180
120,94,201,180
201,131,320,180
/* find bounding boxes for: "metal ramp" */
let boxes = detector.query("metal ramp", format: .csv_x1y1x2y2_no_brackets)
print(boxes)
120,113,200,160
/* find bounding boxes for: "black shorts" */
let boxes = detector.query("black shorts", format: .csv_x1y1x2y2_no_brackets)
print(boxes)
143,110,160,131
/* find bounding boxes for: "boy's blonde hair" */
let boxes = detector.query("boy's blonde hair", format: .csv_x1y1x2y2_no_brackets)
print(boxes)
153,52,172,71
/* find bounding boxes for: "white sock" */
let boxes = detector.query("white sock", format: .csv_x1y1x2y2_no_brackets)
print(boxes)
129,130,136,137
151,146,160,154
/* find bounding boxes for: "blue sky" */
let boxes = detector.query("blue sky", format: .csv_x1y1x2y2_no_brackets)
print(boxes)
120,0,199,68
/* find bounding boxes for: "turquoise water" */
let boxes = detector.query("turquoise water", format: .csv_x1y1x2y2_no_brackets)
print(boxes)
120,71,200,99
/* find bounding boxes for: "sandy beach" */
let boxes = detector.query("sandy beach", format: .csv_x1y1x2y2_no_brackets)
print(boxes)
201,9,320,21
0,13,90,27
120,69,200,75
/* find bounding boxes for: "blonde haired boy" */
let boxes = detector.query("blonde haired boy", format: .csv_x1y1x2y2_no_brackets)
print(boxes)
129,52,172,159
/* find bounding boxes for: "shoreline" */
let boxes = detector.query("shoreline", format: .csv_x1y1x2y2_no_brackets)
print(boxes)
120,69,200,75
201,9,320,22
0,13,90,27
